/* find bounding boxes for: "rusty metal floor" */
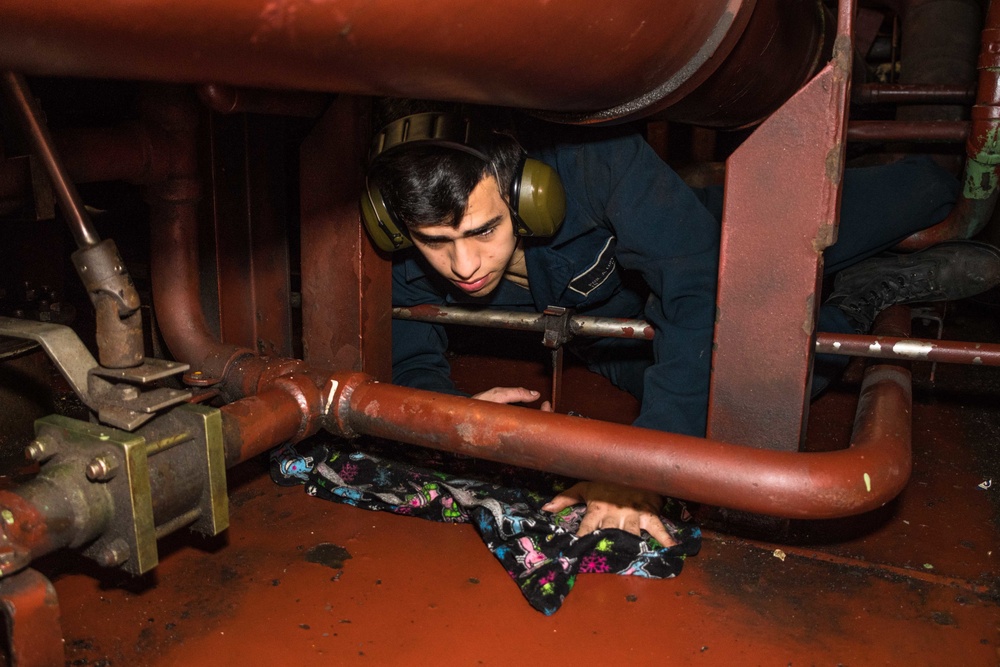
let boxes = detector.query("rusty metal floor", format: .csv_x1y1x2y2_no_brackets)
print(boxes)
46,301,1000,666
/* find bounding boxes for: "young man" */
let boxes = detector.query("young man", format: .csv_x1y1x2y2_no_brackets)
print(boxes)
363,106,1000,546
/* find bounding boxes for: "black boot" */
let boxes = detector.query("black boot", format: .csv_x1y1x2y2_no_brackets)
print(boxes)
826,240,1000,333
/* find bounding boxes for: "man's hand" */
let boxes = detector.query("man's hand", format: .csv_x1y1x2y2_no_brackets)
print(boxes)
472,386,552,412
542,481,677,547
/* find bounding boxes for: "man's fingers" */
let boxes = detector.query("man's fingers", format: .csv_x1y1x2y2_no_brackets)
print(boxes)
640,515,677,547
472,386,543,405
541,490,582,513
622,514,641,536
575,510,604,537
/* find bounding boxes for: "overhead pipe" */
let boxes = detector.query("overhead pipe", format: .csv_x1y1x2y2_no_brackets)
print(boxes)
0,0,830,128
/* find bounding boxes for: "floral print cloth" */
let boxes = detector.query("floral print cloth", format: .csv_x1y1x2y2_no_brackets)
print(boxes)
271,437,701,615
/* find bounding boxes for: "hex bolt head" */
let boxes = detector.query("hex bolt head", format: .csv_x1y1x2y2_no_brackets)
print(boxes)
85,456,119,482
95,539,131,568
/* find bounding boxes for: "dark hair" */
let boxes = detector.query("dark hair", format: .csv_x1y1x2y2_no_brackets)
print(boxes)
368,99,525,229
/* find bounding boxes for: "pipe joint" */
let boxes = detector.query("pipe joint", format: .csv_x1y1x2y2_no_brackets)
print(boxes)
267,374,325,443
323,373,373,439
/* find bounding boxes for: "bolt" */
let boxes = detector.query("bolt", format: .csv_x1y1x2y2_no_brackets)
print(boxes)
85,456,119,482
24,439,52,463
95,539,130,568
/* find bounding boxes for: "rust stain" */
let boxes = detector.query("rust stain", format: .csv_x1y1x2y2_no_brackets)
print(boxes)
825,143,844,186
802,294,815,336
813,221,837,253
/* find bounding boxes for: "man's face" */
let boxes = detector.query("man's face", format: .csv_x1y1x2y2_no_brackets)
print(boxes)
408,175,519,297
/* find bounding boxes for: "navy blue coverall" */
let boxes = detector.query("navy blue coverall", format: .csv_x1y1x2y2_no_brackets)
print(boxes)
390,134,959,437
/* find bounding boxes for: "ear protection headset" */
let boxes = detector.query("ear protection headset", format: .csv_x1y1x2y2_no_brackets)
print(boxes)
360,111,566,252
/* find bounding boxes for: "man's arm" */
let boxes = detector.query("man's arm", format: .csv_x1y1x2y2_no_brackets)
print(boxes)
593,135,720,437
539,135,719,541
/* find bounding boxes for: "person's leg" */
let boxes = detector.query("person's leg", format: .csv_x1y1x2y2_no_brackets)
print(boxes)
693,155,959,274
814,156,961,395
825,156,959,274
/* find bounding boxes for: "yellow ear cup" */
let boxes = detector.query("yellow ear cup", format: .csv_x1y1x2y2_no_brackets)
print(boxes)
515,158,566,237
360,181,412,252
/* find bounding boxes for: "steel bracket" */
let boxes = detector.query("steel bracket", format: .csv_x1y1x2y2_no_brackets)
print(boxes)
0,316,191,430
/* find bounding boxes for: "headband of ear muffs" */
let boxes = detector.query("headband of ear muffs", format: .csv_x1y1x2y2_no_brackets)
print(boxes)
360,111,566,252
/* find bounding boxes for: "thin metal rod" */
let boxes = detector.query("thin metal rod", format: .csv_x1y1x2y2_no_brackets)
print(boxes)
394,304,998,366
393,304,654,340
846,120,969,143
815,331,1000,365
0,72,100,249
550,347,563,413
852,83,976,105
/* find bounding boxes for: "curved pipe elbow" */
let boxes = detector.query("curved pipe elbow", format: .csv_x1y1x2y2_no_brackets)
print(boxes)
326,361,912,520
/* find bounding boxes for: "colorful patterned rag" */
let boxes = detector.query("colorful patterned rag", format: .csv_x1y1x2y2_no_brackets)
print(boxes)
271,438,701,615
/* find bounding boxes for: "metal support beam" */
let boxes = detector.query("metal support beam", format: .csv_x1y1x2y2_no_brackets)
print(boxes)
708,0,855,450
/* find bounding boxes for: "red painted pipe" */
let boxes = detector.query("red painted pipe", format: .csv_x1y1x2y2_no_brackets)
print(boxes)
0,0,836,128
144,86,251,381
329,350,911,519
0,0,749,120
220,388,309,467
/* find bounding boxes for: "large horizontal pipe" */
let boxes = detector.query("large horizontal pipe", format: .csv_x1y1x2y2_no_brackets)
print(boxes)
0,1,837,127
0,0,750,119
330,349,911,519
